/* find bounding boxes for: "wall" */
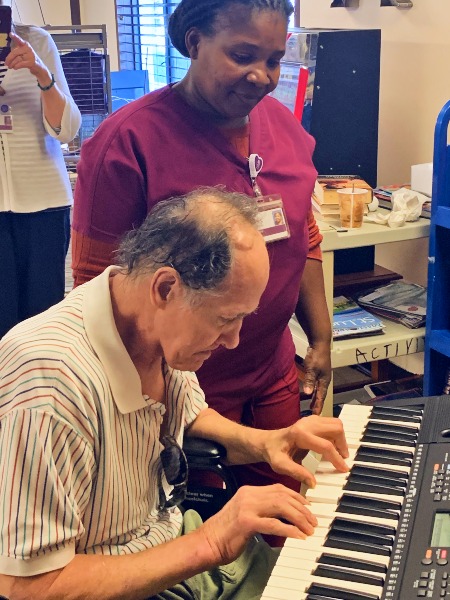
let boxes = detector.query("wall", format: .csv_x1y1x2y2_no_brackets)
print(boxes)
79,0,119,70
301,0,447,374
14,1,119,70
13,0,71,28
301,0,450,186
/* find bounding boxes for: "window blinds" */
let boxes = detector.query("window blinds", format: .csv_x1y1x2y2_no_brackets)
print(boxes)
115,0,189,90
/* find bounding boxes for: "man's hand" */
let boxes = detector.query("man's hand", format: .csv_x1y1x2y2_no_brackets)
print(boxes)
302,343,332,415
260,415,349,488
198,484,317,565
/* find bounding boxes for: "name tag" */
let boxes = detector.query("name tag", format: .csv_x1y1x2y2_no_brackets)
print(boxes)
0,104,13,133
256,194,290,243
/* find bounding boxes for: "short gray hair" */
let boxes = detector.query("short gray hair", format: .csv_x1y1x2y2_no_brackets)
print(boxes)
115,187,260,298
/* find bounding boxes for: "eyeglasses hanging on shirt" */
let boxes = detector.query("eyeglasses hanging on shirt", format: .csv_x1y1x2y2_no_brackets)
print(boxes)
157,434,189,512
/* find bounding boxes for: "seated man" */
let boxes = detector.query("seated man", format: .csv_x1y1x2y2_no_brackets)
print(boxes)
0,187,348,600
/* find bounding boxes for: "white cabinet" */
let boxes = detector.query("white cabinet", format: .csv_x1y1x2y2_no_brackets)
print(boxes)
290,211,430,414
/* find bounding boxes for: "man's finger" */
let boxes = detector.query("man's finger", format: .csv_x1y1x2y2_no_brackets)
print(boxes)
272,454,317,488
320,443,349,472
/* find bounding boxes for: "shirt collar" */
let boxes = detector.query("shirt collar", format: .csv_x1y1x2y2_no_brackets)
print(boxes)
82,266,150,414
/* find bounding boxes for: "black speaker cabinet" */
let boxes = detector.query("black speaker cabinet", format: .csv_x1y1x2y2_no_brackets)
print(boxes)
274,28,381,188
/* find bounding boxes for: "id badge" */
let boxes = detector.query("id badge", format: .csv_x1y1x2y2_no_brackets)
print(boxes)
0,103,13,133
256,194,290,243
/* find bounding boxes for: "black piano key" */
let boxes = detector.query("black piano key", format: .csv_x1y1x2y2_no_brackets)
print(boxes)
343,477,405,496
338,499,399,521
329,525,393,547
340,493,402,511
325,534,391,556
361,433,414,447
347,471,407,490
356,445,412,467
307,595,342,600
350,465,409,481
313,564,385,587
364,422,418,439
331,516,396,536
318,552,387,574
307,583,381,600
371,404,423,415
338,493,401,519
370,407,422,422
366,419,418,432
306,595,340,600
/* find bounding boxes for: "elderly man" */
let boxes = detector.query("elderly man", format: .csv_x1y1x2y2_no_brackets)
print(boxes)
0,188,348,600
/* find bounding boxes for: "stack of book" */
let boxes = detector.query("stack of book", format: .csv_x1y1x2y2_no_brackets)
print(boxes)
312,175,373,222
333,295,385,340
355,281,427,329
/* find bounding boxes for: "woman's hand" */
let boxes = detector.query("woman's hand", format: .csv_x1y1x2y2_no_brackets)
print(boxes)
302,342,332,415
6,32,51,84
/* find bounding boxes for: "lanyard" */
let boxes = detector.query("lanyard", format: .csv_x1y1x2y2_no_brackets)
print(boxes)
248,153,263,197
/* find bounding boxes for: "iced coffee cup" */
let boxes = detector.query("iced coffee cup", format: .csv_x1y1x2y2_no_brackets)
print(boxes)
337,188,368,228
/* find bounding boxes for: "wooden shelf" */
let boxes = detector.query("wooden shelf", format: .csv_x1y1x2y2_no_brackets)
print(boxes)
334,264,402,296
292,213,430,414
290,317,425,369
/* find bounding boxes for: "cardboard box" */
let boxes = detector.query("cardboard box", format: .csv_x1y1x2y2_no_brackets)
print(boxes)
411,163,432,197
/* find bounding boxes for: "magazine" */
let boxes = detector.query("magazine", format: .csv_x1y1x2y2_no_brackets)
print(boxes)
355,282,427,328
333,296,385,339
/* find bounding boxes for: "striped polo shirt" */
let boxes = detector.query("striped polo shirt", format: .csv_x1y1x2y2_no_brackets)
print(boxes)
0,266,207,576
0,63,6,86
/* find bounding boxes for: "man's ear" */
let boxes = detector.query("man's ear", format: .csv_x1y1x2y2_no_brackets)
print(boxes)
151,268,181,307
185,27,201,59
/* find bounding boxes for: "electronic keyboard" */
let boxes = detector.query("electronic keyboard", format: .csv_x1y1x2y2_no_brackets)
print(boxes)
262,396,450,600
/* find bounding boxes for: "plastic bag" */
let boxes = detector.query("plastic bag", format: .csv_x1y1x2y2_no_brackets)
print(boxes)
366,187,428,228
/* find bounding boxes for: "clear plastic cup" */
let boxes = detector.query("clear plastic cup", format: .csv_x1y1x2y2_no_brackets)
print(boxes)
337,188,368,228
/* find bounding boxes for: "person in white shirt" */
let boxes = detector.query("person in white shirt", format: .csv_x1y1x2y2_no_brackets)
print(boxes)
0,187,348,600
0,1,81,338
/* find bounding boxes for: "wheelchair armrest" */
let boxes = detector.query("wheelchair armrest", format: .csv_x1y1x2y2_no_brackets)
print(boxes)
183,436,227,466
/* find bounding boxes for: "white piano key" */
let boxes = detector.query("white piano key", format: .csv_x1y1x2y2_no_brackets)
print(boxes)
344,432,418,447
268,573,383,598
283,535,391,562
271,561,385,590
315,460,410,477
271,564,313,580
300,450,322,496
341,418,420,432
275,552,385,577
344,431,416,448
368,418,421,430
346,439,416,453
315,511,397,528
280,539,390,568
339,405,421,429
311,500,399,520
307,485,404,505
339,404,372,420
314,469,408,492
264,574,308,593
308,501,339,516
261,583,306,600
